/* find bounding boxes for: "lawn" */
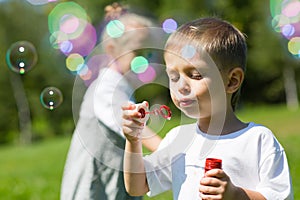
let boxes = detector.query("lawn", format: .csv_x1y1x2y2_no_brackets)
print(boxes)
0,104,299,200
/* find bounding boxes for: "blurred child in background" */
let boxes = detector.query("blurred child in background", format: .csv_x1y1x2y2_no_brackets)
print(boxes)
61,3,161,200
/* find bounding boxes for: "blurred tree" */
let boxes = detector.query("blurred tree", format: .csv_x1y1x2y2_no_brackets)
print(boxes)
0,1,75,144
0,0,298,144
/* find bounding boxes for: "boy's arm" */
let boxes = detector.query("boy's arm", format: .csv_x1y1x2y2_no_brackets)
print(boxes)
241,188,266,200
124,139,149,196
122,103,150,196
141,126,162,152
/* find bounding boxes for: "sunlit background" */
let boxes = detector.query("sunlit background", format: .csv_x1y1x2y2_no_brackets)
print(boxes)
0,0,299,199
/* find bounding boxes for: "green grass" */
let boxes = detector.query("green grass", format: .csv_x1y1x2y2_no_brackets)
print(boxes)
0,105,299,199
0,137,69,200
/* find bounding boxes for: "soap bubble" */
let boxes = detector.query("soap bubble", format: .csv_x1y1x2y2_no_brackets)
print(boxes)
48,2,88,40
6,41,38,75
66,53,85,73
40,87,63,110
181,44,196,59
106,20,125,38
288,37,300,55
130,56,149,73
137,65,156,83
162,18,178,33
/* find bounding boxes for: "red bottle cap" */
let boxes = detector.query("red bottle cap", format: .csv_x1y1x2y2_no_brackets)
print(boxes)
205,158,222,173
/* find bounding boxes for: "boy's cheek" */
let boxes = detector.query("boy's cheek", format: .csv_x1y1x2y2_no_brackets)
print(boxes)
170,94,179,106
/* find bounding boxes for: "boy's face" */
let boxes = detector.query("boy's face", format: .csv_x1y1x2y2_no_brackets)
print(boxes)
164,49,227,119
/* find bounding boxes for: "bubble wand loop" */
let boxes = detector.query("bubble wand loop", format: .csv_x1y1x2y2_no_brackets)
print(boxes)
136,103,172,121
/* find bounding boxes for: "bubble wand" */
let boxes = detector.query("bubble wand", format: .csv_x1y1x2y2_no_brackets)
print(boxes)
134,102,172,122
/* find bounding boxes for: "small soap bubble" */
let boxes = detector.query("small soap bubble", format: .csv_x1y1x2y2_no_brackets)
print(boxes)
270,0,282,18
106,20,125,38
138,65,156,83
66,53,84,72
40,87,63,110
49,31,68,49
48,2,88,39
288,37,300,55
181,45,196,59
6,41,38,75
130,56,149,74
271,14,289,32
281,24,295,38
162,18,178,33
60,40,73,54
60,14,80,34
282,1,300,18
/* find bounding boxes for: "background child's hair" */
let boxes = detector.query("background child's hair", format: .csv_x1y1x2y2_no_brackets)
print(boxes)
165,17,247,110
101,2,154,50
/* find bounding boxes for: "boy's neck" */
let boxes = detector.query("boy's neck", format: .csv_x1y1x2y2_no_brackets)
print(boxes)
197,110,247,136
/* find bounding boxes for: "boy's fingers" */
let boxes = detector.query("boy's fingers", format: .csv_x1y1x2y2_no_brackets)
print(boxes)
200,177,220,187
199,184,219,195
123,109,142,119
204,169,225,178
123,118,144,128
122,102,136,110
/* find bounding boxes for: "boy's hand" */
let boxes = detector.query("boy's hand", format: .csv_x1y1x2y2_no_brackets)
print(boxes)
199,169,238,200
122,102,146,142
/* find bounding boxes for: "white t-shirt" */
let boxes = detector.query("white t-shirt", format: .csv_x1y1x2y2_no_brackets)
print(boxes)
144,122,293,200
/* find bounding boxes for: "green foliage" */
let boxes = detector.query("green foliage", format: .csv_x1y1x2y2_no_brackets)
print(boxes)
0,0,299,145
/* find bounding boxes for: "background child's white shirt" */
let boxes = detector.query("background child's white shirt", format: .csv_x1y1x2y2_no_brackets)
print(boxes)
80,67,133,137
144,122,293,200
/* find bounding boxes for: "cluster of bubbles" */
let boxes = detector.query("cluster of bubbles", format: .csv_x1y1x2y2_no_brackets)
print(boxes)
45,0,179,85
100,18,178,84
5,0,181,111
270,0,300,57
48,1,97,77
5,1,64,110
5,40,64,110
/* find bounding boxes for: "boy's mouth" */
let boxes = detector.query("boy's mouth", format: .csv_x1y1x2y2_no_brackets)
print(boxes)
178,98,196,107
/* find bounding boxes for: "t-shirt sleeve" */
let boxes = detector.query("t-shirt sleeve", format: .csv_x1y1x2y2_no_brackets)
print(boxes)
256,133,294,200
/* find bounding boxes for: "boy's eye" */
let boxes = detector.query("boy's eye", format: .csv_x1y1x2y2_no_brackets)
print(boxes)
170,75,179,82
189,72,202,80
167,73,179,82
191,74,202,79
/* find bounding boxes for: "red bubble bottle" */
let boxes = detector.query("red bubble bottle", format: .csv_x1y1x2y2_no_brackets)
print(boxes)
204,158,222,173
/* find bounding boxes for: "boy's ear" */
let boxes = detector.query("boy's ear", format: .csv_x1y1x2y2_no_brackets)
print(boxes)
226,67,244,94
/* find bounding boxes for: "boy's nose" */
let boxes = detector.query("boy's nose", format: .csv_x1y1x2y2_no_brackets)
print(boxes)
177,78,190,95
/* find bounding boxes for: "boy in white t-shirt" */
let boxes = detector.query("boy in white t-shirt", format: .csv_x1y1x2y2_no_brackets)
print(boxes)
122,17,293,199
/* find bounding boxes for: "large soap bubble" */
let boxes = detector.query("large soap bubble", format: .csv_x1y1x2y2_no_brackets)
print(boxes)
6,41,38,74
40,86,63,110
